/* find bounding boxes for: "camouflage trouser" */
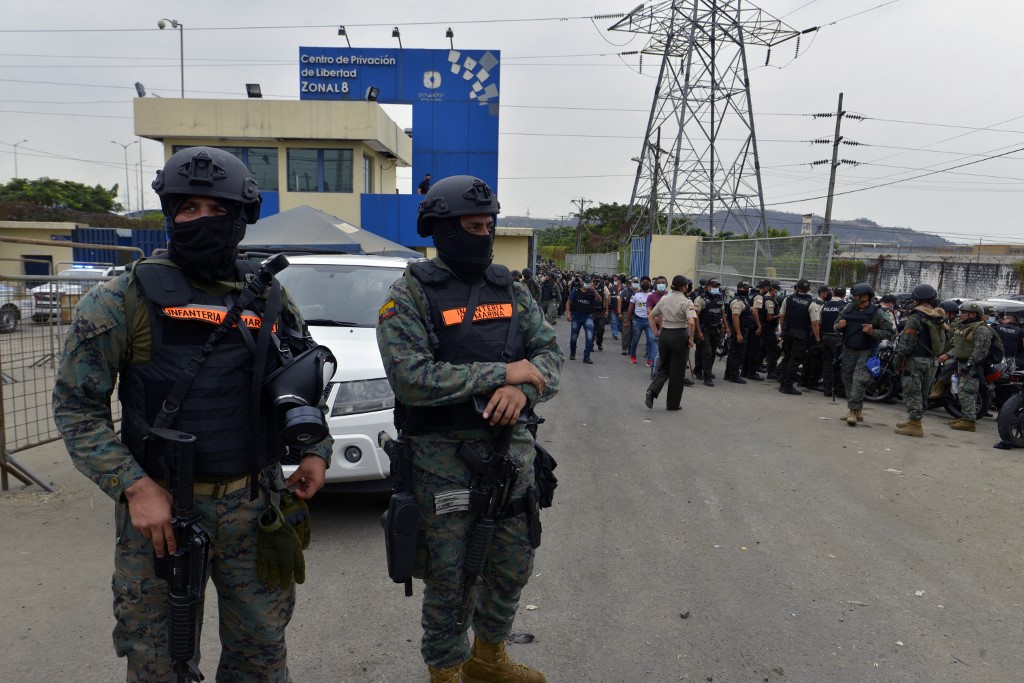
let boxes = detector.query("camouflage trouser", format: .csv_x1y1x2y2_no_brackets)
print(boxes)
412,468,535,669
842,347,875,410
957,365,981,421
113,478,294,682
900,356,936,420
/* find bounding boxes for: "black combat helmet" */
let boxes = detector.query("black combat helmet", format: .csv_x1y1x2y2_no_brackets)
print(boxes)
912,284,937,301
416,175,500,237
850,282,874,299
152,146,262,223
938,299,960,315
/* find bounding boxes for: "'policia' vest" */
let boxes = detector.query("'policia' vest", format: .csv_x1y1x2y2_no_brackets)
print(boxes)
819,299,844,336
840,303,880,350
397,260,527,435
699,293,725,327
570,287,597,316
119,260,287,478
783,293,813,333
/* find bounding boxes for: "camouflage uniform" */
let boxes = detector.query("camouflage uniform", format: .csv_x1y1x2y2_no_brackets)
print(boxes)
53,270,332,682
377,258,562,669
952,320,995,421
835,304,895,410
893,306,945,420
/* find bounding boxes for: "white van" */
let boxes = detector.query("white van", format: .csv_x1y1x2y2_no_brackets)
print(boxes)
274,254,413,491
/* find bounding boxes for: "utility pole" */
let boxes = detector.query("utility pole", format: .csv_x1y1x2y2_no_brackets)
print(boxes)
822,92,844,235
571,197,592,254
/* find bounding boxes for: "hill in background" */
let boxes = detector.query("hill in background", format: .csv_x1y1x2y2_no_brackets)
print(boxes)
503,209,952,247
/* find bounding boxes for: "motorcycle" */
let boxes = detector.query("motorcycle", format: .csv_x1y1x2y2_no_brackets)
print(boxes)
995,370,1024,447
862,340,997,419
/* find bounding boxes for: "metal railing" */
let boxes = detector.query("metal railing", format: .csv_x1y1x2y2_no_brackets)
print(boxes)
0,270,125,491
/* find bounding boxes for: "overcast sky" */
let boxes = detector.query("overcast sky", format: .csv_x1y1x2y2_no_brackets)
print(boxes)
2,0,1022,244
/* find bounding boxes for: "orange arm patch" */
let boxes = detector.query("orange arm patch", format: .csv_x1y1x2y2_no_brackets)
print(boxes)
441,303,514,327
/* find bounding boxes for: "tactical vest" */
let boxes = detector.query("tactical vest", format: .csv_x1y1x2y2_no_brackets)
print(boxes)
699,293,724,327
819,299,844,335
840,303,880,350
730,294,754,330
571,287,597,316
784,293,813,333
397,261,527,435
952,320,985,360
540,279,555,302
995,323,1022,358
119,260,286,478
906,311,936,358
761,294,779,327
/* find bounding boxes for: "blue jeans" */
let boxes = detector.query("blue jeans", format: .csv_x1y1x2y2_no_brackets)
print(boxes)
609,311,620,338
570,315,595,358
629,316,657,366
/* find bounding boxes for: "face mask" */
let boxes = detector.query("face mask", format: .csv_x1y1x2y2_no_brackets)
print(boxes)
167,213,246,281
432,218,494,282
710,288,720,295
640,283,650,292
656,283,666,292
738,290,748,297
581,283,590,290
988,316,996,324
632,282,640,290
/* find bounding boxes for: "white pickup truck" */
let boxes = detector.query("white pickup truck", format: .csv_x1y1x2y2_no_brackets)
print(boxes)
30,265,125,324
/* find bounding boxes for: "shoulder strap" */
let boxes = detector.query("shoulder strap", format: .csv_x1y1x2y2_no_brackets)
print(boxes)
501,285,522,362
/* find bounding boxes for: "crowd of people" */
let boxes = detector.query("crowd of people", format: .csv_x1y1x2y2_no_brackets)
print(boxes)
530,266,1024,441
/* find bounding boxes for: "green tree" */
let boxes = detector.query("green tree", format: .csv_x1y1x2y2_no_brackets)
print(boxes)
0,177,121,213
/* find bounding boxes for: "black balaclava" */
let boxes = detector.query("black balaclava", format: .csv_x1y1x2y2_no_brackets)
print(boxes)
432,216,494,282
165,196,246,281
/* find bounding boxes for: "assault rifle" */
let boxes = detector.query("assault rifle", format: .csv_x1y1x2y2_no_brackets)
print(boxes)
455,423,519,627
151,428,211,683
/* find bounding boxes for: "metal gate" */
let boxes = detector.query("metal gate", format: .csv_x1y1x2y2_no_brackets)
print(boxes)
696,235,835,289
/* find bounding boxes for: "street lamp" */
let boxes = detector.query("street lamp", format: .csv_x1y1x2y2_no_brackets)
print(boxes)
446,27,454,50
392,27,402,50
111,140,138,214
158,18,184,98
337,25,351,48
12,139,28,178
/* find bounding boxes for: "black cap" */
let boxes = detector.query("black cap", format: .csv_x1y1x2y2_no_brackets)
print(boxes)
795,278,810,291
583,275,592,284
757,278,771,288
880,294,897,304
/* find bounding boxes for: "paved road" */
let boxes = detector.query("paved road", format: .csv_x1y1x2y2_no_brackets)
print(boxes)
2,323,1021,682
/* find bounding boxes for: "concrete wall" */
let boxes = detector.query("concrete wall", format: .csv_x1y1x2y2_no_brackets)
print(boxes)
872,257,1022,299
0,222,76,277
649,235,700,281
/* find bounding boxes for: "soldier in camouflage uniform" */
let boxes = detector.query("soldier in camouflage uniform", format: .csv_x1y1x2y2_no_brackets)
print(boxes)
892,284,945,437
835,282,895,426
377,176,562,683
521,267,542,302
948,301,996,431
52,147,333,682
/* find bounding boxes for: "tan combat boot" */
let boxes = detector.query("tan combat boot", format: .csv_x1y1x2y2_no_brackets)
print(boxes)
895,419,923,437
845,410,858,426
949,418,976,432
461,638,546,683
895,417,911,428
928,381,948,400
428,664,463,683
855,409,864,422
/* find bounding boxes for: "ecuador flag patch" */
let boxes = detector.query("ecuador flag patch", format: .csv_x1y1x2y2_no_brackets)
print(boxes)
378,300,397,323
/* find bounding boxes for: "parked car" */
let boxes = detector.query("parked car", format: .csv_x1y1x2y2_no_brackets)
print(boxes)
273,253,415,491
0,284,35,333
30,265,125,323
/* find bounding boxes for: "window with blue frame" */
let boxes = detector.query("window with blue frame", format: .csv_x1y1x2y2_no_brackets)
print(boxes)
287,148,354,193
170,145,279,191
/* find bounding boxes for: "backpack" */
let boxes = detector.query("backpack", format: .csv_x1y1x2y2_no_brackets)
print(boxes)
985,327,1005,369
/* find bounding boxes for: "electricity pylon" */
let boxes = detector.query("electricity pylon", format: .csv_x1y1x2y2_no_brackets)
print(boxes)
611,1,801,238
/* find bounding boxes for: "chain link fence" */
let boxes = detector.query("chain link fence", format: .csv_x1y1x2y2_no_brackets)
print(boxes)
696,235,835,289
565,250,627,274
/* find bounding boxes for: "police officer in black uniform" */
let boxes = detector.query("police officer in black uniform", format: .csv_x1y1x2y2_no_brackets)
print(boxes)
994,310,1024,372
819,286,847,398
777,278,814,395
695,278,726,387
725,281,754,383
762,280,783,378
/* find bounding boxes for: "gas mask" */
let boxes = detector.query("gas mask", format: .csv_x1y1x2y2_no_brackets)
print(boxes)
263,345,337,448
